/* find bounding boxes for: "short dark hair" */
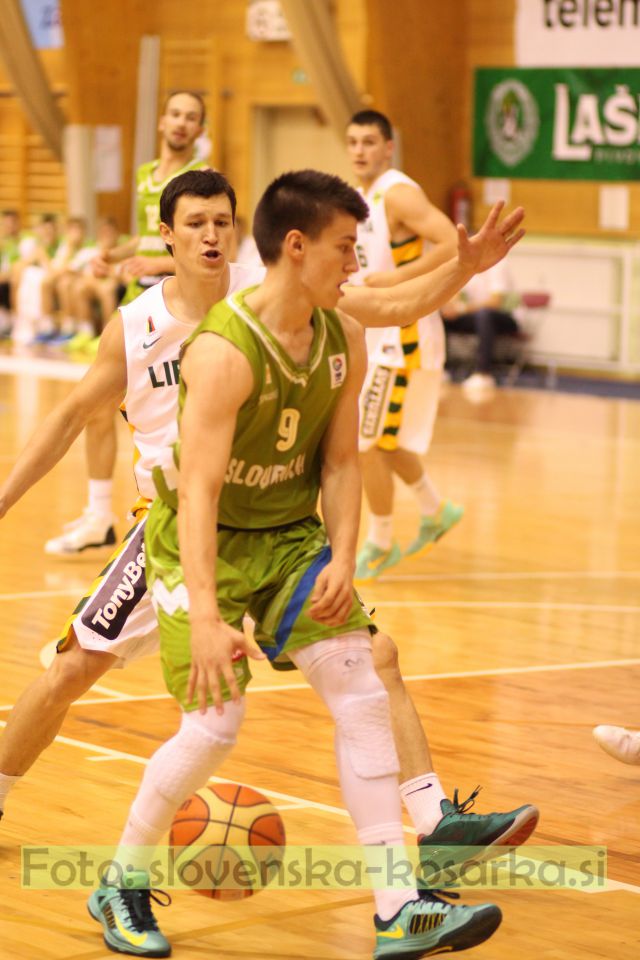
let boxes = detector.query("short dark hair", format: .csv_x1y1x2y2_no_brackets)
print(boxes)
253,169,369,265
348,109,393,141
159,169,237,254
1,209,19,219
162,90,206,125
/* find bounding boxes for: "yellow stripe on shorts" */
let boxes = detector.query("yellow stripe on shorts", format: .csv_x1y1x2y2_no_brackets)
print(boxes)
378,370,409,452
391,235,422,370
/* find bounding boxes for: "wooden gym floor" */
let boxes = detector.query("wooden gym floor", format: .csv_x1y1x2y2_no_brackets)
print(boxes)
0,356,638,959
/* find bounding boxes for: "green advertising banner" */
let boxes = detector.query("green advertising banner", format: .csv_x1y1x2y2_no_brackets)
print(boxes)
473,68,640,181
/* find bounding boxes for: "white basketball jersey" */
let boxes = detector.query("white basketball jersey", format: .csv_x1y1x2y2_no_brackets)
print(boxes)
121,263,266,500
353,168,445,371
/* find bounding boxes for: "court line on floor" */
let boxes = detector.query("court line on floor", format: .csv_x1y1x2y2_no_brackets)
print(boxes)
442,414,640,447
377,571,640,583
1,656,639,712
0,720,358,819
3,594,640,614
0,354,88,381
0,588,87,601
0,718,636,897
371,601,640,612
3,571,640,603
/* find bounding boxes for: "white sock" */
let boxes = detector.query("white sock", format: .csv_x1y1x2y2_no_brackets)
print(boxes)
0,772,21,812
88,479,113,521
37,315,55,334
400,773,448,835
60,316,76,334
408,474,441,517
367,514,393,550
358,823,417,920
107,806,169,879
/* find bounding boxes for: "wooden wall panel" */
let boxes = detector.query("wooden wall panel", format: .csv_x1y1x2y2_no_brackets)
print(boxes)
0,0,364,227
61,0,154,230
0,99,66,224
365,0,468,215
0,49,67,224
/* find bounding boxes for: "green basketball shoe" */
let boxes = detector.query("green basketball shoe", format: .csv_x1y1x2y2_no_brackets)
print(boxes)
355,541,403,581
374,892,501,959
404,501,464,558
417,787,539,887
87,869,172,957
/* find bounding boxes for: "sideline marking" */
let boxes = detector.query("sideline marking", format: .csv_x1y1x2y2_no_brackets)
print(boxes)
0,718,636,897
1,657,639,712
0,354,88,381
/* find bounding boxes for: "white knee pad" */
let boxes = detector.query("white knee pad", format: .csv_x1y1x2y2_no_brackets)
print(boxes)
151,699,245,805
291,636,399,780
335,690,400,779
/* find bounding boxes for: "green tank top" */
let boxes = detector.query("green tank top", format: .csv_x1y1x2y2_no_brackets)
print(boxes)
0,235,22,271
135,157,207,256
172,287,350,529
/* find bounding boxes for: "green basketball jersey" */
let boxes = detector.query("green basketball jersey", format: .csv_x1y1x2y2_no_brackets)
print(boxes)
135,157,207,256
166,287,350,529
0,235,21,271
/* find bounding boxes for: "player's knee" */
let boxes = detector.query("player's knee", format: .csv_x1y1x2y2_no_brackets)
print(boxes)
152,702,246,805
182,699,246,750
372,631,401,678
335,686,400,779
327,651,399,779
46,642,110,702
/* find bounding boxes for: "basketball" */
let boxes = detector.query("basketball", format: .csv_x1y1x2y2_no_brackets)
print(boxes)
169,782,286,900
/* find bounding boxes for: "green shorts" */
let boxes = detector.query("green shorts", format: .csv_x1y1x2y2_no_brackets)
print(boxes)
145,502,373,711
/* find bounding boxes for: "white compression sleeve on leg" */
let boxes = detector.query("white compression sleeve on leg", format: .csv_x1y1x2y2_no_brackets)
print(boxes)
115,699,246,871
291,636,416,918
291,636,401,824
292,634,400,780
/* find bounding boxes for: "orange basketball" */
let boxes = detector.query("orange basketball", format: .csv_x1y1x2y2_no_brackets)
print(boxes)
170,783,286,900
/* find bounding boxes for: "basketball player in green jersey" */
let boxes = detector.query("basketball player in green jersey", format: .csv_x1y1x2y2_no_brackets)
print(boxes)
45,90,208,557
0,172,534,866
88,171,526,958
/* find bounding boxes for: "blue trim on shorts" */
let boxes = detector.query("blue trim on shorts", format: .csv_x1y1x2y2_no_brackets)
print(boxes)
271,545,332,661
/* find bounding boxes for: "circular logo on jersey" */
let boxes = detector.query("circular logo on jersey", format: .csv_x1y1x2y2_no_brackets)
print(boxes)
485,79,539,168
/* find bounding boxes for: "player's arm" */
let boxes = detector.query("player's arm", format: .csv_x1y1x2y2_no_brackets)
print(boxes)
100,236,139,264
0,318,127,518
92,235,139,277
309,316,367,626
121,253,176,279
365,184,458,287
339,201,525,329
178,334,264,713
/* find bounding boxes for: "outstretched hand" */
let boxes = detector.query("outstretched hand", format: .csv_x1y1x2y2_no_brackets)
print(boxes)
187,619,266,715
457,201,525,274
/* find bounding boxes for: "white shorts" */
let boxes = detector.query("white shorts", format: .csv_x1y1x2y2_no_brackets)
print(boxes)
56,516,159,666
358,365,442,455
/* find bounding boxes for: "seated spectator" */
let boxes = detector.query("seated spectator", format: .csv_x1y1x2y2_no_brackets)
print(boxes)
65,217,128,351
0,209,28,338
0,210,39,339
36,216,91,341
13,214,60,343
441,260,519,393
